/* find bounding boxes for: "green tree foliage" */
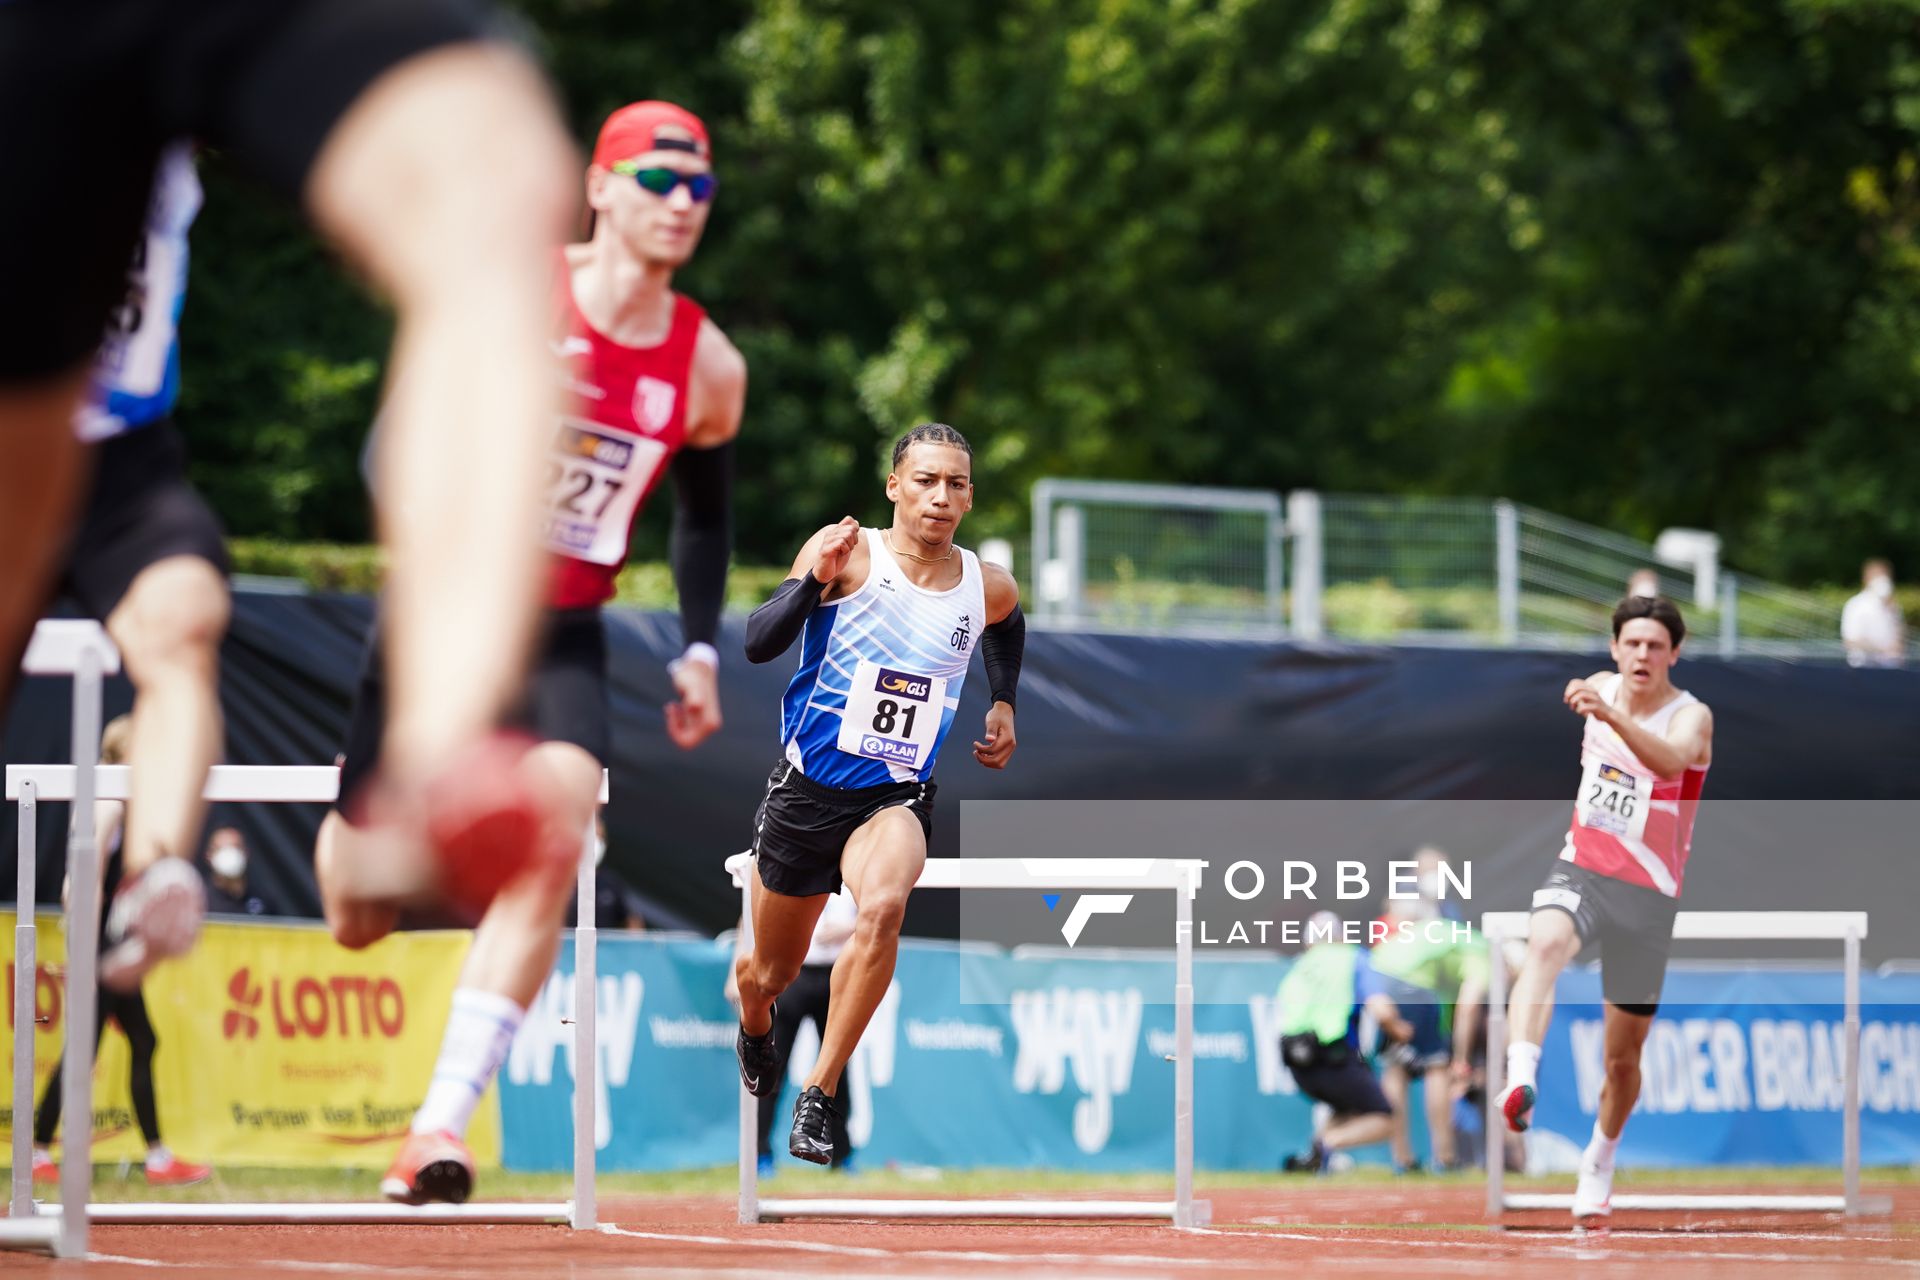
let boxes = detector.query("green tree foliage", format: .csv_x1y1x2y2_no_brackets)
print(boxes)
175,0,1920,582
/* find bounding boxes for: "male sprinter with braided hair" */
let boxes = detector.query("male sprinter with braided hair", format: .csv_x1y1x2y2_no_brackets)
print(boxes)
734,423,1024,1162
316,100,745,1204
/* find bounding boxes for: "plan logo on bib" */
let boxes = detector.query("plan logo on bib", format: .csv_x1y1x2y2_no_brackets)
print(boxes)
632,375,677,435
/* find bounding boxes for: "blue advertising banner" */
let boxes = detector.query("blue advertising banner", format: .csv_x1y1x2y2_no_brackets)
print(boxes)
497,935,1920,1173
1529,967,1920,1169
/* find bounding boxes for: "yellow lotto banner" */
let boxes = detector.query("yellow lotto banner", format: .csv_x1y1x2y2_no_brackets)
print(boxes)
1,912,501,1169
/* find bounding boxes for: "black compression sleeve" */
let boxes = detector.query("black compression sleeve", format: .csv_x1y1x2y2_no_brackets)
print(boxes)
980,604,1026,709
745,575,827,663
670,442,734,647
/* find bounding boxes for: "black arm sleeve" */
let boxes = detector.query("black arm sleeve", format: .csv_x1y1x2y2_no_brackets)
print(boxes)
745,575,827,664
669,441,734,648
980,604,1026,709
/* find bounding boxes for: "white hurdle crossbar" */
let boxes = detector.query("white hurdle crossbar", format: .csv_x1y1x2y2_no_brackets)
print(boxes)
6,747,608,1249
726,852,1209,1227
1481,909,1890,1218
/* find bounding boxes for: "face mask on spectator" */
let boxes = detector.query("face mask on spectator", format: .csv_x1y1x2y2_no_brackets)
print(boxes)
209,841,246,880
1870,574,1894,600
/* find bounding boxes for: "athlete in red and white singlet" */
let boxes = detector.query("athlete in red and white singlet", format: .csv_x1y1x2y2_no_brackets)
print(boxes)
316,100,746,1207
1560,671,1708,897
1497,595,1714,1226
544,273,706,608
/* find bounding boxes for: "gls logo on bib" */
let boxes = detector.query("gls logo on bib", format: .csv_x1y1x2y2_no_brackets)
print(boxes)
874,668,931,701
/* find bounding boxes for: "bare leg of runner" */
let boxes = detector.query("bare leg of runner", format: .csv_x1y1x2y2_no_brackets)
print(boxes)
806,808,924,1096
1497,909,1581,1131
735,871,831,1037
105,556,229,875
1572,1003,1652,1221
1595,1004,1651,1140
375,741,601,1202
1507,910,1579,1047
0,375,88,701
304,45,574,862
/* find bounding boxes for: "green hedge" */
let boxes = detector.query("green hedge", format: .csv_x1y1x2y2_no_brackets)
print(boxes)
227,539,791,611
228,540,1916,643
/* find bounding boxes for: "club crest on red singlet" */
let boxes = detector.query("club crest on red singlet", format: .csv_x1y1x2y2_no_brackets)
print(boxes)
633,375,677,435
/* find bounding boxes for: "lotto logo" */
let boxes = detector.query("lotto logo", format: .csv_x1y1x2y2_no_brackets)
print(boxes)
225,969,262,1040
222,965,405,1041
1597,763,1637,789
874,668,931,702
861,735,920,765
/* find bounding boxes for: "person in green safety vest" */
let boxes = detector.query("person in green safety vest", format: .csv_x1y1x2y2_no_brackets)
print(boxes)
1278,911,1415,1172
1370,888,1489,1171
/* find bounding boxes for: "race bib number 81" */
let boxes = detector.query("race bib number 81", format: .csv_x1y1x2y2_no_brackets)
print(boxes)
837,659,946,772
1576,760,1649,842
543,417,668,565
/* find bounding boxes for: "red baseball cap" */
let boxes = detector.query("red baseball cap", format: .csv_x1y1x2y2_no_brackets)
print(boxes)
592,101,711,169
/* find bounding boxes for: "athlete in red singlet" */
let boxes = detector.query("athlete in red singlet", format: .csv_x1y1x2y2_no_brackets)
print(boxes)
315,100,746,1204
1496,595,1714,1225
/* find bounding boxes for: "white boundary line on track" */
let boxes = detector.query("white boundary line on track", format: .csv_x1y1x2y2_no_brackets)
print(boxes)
1176,1223,1920,1268
86,1254,1026,1280
602,1223,1280,1271
602,1222,1920,1272
88,1256,443,1277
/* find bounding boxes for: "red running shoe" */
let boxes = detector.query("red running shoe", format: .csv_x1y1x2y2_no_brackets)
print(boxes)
1497,1082,1536,1133
144,1153,212,1186
381,1131,475,1205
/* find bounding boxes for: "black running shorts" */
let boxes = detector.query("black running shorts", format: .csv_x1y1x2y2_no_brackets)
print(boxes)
1287,1056,1393,1118
0,0,501,382
750,761,935,898
333,605,610,812
57,423,230,619
1531,860,1681,1014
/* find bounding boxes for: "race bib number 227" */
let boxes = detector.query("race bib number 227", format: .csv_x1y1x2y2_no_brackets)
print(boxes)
543,416,667,565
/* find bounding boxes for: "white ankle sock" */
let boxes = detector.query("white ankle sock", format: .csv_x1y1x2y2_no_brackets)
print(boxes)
1586,1121,1619,1169
1506,1041,1541,1091
410,988,526,1139
145,1144,171,1169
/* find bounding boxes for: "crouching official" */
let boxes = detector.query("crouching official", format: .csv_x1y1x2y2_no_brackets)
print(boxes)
1278,910,1413,1172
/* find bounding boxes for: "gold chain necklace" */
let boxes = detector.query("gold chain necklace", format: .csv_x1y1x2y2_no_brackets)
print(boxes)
884,530,955,564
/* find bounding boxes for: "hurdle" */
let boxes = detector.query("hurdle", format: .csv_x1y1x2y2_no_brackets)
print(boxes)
1482,909,1892,1218
725,851,1210,1227
5,759,606,1243
5,620,605,1255
1,621,118,1258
